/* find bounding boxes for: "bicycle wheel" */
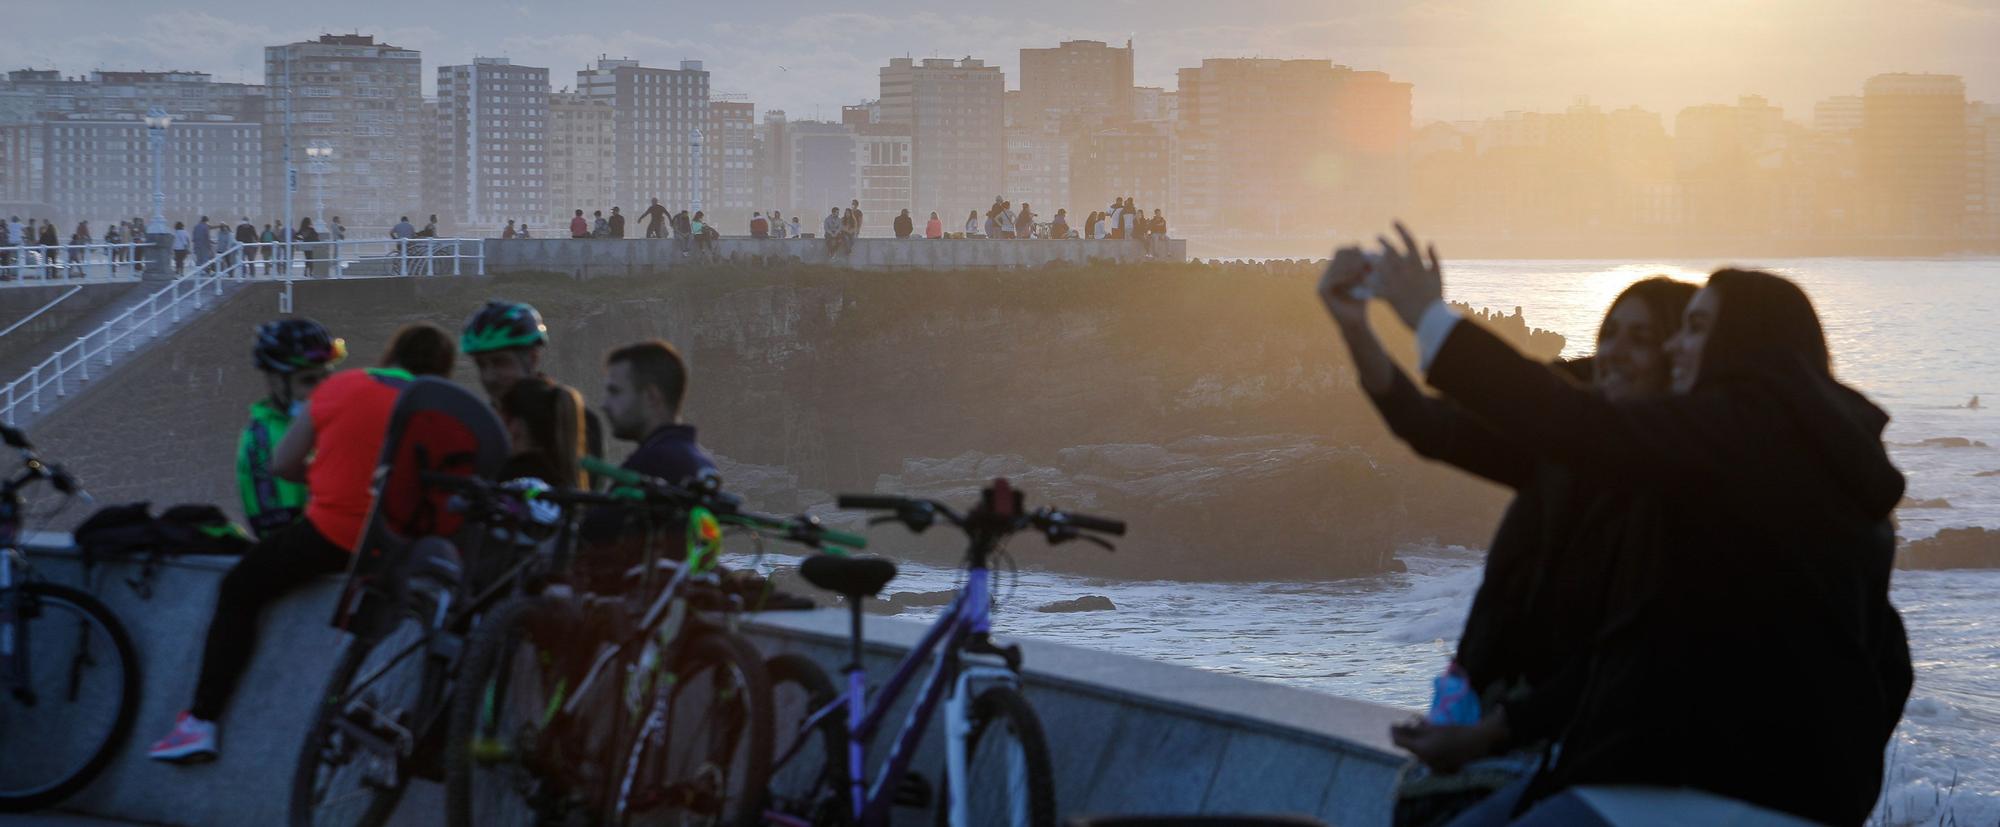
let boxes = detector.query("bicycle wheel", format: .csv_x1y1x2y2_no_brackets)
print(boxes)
445,595,580,827
763,653,850,826
611,628,772,827
0,583,141,812
935,687,1056,827
289,606,437,827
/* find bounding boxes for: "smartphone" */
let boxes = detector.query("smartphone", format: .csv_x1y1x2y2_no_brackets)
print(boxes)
1346,252,1385,301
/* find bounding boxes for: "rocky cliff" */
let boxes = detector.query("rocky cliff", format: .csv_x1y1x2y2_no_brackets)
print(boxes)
28,261,1564,581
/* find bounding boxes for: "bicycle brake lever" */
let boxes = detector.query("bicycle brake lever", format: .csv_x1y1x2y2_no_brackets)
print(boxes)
1079,534,1116,552
868,515,900,526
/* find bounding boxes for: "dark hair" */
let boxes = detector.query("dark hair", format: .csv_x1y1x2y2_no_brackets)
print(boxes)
379,322,457,376
606,340,688,415
1696,269,1831,389
1600,276,1699,346
499,377,585,488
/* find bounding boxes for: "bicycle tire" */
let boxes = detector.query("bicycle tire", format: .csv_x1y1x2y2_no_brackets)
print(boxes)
611,628,773,827
935,686,1056,827
0,583,141,813
763,653,850,826
444,595,576,827
288,607,435,827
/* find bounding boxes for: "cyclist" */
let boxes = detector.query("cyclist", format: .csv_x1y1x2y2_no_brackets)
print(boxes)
149,323,459,763
239,318,345,540
577,340,716,585
460,300,604,470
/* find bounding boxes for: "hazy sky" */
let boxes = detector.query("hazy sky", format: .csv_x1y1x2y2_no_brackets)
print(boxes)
12,0,1997,125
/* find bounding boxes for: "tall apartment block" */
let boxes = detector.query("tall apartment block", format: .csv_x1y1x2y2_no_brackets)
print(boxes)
436,58,548,232
1861,73,1970,237
577,58,710,213
264,34,425,234
879,57,1004,219
708,97,758,228
548,91,615,229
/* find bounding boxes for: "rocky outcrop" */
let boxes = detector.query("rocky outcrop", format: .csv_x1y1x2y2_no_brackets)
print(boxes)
1037,595,1116,613
1898,527,2000,570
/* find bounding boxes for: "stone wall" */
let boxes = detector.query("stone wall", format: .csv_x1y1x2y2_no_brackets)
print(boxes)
485,237,1187,277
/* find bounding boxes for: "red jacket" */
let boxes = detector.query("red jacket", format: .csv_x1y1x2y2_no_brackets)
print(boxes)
570,216,588,238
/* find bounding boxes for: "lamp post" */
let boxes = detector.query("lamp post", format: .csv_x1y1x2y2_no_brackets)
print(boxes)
305,143,333,229
143,108,173,280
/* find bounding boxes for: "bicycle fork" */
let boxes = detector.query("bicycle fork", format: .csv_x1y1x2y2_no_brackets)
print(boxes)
944,663,1018,827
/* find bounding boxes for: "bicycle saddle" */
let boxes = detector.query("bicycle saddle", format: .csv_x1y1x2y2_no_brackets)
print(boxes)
800,554,898,598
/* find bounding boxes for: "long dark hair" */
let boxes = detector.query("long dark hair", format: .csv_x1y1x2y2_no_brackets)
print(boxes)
499,377,585,489
1601,276,1699,346
379,322,457,377
1696,268,1832,389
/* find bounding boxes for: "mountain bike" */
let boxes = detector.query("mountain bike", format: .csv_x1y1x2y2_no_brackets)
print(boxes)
0,425,141,813
763,477,1125,827
289,469,621,827
445,459,864,827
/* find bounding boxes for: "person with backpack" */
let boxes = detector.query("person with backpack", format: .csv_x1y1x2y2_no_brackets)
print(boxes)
150,323,457,764
238,318,344,539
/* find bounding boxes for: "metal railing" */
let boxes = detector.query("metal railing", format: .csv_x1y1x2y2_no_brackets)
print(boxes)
0,237,484,425
0,241,148,286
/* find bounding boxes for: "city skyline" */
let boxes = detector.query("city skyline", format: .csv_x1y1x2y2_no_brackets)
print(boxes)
6,0,1996,126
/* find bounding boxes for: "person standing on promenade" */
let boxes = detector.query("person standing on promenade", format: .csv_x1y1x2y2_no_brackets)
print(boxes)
641,198,668,239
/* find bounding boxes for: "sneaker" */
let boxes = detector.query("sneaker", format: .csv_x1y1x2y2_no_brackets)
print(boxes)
148,711,218,763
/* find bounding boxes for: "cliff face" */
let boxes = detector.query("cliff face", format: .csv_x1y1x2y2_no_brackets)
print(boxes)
29,262,1563,581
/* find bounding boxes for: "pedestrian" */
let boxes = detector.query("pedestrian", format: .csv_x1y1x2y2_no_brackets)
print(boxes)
569,209,588,239
1050,209,1069,239
641,198,668,239
591,210,608,239
1016,202,1034,240
170,221,191,276
823,207,842,254
925,211,942,239
965,210,981,238
1121,198,1138,240
237,217,259,274
893,209,913,239
104,221,124,274
417,214,438,239
329,216,345,272
192,215,213,269
999,201,1017,239
770,211,785,239
502,219,517,240
69,221,90,273
608,206,625,238
788,216,801,240
261,223,282,275
214,220,234,273
391,216,415,240
295,218,320,277
751,212,769,239
983,207,999,239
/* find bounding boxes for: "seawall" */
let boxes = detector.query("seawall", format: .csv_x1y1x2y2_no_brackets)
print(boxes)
28,543,1406,826
24,263,1558,582
487,237,1187,277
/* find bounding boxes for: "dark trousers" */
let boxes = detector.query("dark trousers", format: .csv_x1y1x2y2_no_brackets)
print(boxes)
190,519,350,721
646,223,664,239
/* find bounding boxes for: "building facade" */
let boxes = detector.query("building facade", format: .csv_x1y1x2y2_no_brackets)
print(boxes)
436,58,548,233
547,91,615,230
1018,40,1134,131
577,58,710,214
708,97,758,229
856,121,913,232
788,120,858,222
879,57,1004,221
5,116,261,226
263,35,425,234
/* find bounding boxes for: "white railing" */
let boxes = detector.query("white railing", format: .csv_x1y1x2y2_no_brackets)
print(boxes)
0,253,232,425
0,237,485,426
0,241,148,286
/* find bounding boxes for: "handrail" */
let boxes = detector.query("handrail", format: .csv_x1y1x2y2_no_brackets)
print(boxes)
0,238,485,425
0,240,147,286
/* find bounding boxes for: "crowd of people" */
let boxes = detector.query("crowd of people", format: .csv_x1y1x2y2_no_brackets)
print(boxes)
0,213,370,279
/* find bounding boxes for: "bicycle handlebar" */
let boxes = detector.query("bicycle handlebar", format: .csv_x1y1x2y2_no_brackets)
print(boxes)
578,457,865,552
1,424,89,504
834,484,1125,548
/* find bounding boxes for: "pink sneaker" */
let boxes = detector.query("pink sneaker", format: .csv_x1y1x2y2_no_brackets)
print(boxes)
147,711,218,763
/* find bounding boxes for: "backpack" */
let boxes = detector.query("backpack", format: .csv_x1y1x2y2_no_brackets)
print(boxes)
73,502,253,599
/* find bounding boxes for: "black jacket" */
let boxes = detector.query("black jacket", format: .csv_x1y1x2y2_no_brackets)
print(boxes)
1426,320,1910,826
893,214,913,238
1366,364,1624,748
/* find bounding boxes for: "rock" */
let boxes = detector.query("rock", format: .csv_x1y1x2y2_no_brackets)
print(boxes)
1036,595,1116,613
860,597,904,616
1975,470,2000,478
1899,496,1953,509
1898,527,2000,570
887,590,956,608
1914,437,1990,449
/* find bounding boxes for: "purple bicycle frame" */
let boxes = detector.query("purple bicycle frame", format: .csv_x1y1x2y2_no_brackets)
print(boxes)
769,565,993,827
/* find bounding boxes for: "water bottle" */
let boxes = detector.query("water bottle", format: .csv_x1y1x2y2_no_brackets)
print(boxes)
1427,661,1481,726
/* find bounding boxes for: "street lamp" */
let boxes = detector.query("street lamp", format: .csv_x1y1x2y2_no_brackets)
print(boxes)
144,107,173,279
305,143,333,229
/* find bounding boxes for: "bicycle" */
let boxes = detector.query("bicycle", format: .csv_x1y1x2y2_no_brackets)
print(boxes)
763,477,1125,827
446,459,865,827
289,464,621,827
0,424,142,813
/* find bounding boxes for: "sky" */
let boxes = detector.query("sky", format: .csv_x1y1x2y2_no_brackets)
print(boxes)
10,0,1997,125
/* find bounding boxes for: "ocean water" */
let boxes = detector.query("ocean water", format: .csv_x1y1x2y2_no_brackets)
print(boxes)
751,258,2000,825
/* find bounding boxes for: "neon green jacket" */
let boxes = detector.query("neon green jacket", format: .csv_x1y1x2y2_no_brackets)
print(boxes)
237,398,309,537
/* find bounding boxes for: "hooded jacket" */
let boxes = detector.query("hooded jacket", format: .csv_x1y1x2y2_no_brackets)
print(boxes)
1426,320,1909,826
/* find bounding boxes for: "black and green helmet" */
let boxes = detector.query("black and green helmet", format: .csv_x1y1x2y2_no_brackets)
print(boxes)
461,301,549,354
254,317,345,374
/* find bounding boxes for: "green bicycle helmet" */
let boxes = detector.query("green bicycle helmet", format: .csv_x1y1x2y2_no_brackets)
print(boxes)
461,300,549,354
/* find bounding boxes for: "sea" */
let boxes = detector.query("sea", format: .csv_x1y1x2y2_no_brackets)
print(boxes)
751,258,2000,826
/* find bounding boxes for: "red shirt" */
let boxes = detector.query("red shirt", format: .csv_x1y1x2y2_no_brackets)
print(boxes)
570,216,588,238
305,368,413,550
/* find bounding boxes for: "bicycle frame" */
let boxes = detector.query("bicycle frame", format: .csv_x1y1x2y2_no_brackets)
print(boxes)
769,563,1014,827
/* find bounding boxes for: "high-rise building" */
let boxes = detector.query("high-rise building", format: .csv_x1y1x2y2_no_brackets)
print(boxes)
1004,126,1070,216
788,120,858,219
1860,73,1968,237
1814,95,1864,134
856,120,913,231
1977,103,2000,238
547,91,615,229
577,58,710,213
756,110,791,215
0,69,265,125
1072,127,1168,217
264,35,425,233
1174,59,1411,236
1018,40,1134,131
708,97,758,228
879,57,1004,218
1132,86,1177,125
4,116,262,226
1675,95,1790,236
436,59,548,233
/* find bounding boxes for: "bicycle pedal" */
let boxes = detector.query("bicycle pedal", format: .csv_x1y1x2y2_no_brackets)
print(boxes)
893,771,932,808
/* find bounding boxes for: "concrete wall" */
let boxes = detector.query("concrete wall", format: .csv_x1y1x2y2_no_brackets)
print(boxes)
26,541,1403,826
485,237,1188,276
